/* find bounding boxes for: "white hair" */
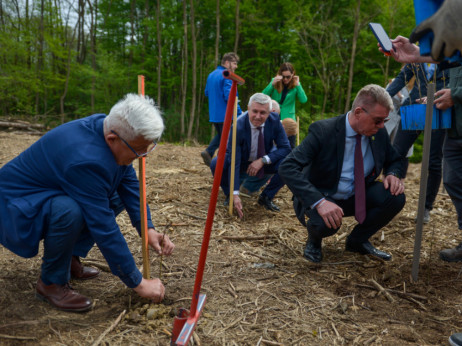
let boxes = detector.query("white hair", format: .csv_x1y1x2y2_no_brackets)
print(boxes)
104,93,165,142
248,93,272,112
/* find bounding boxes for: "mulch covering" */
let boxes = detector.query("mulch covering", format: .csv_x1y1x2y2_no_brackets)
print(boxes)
1,131,462,345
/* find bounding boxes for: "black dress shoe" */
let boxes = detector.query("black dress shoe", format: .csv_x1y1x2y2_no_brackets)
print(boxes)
303,239,322,263
345,239,392,261
258,194,280,212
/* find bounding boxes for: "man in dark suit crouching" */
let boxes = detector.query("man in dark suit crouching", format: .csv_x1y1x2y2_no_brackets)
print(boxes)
279,84,406,263
210,93,291,219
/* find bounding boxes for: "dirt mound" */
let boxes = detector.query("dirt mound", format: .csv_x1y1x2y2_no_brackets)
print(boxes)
0,131,461,345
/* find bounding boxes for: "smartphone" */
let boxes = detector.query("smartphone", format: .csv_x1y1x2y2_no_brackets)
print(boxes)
369,23,395,56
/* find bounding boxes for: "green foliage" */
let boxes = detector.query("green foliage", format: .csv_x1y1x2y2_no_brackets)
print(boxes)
0,0,419,143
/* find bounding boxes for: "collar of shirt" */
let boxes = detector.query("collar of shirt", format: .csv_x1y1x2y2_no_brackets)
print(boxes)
345,111,358,138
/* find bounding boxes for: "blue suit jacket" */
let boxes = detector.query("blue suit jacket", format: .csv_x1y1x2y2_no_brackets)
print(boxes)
0,114,153,288
205,66,242,122
226,112,291,193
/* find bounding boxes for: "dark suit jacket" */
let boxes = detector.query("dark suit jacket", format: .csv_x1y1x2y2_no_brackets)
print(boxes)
226,112,291,193
278,113,403,225
386,63,449,106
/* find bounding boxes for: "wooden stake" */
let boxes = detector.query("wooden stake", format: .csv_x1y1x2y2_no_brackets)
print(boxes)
296,116,300,146
138,75,150,279
228,97,239,215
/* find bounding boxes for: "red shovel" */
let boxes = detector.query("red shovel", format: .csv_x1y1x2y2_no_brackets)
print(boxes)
171,70,245,345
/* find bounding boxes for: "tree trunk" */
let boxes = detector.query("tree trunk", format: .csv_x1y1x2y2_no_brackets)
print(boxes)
142,0,149,63
35,0,44,114
129,0,135,66
344,0,360,113
180,0,188,138
233,0,240,52
86,0,97,112
194,49,204,139
214,0,219,66
156,0,162,105
187,0,197,141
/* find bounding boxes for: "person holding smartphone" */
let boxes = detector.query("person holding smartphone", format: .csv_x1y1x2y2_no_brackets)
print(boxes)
262,62,307,149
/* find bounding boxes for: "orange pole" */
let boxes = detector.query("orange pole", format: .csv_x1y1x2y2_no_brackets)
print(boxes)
138,75,150,279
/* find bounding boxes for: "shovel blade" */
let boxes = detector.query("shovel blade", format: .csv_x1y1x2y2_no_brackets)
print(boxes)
171,294,206,346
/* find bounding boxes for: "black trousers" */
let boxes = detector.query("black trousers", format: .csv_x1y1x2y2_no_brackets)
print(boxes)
306,182,406,243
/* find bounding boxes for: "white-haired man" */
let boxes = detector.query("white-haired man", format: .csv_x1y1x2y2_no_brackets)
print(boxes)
210,93,291,218
0,94,174,312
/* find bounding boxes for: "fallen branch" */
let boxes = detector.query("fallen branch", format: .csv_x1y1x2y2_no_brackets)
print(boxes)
0,120,46,130
370,279,395,303
91,310,126,346
0,333,36,340
261,339,284,346
355,283,428,301
177,211,207,220
221,235,276,241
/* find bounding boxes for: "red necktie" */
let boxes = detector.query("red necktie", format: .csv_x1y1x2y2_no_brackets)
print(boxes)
256,127,265,178
354,134,366,224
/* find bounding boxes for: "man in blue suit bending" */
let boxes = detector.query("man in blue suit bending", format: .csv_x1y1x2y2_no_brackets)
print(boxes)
0,94,174,312
210,93,291,218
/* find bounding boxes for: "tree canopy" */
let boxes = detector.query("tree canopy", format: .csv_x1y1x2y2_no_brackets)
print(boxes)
0,0,416,142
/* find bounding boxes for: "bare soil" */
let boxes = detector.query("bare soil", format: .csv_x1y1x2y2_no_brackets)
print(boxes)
1,131,462,345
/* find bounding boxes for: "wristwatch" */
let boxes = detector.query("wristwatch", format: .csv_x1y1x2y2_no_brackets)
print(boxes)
261,156,269,165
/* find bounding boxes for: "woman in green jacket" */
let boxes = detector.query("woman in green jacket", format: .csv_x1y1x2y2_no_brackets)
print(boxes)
262,62,307,148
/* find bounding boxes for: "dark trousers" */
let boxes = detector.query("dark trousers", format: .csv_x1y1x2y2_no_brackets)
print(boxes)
210,157,285,200
306,182,405,243
206,122,224,157
41,193,124,285
392,124,445,210
443,136,462,229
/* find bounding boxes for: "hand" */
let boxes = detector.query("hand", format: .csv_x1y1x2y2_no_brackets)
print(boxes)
379,36,420,63
410,0,462,61
232,195,244,219
272,75,283,85
246,159,264,177
383,175,405,196
148,228,175,256
416,97,427,104
316,200,344,229
293,75,300,86
133,278,165,303
434,89,454,110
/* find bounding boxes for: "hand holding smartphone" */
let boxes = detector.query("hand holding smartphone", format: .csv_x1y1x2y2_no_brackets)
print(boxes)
369,23,396,56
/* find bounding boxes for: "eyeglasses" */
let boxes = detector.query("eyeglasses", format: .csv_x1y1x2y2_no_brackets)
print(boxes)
111,130,157,158
361,107,390,125
282,75,292,80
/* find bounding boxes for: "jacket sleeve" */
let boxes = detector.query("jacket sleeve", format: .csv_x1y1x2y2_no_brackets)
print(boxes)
386,64,414,98
279,122,326,208
267,119,291,164
117,166,155,233
262,80,274,96
295,84,308,104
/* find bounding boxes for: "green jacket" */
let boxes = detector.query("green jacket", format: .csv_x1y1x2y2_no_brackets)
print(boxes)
262,79,308,121
449,66,462,138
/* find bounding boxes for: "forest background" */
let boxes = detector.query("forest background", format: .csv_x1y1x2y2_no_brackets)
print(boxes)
1,0,421,157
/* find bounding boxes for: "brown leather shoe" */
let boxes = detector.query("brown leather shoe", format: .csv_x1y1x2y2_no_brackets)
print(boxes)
71,256,100,280
36,278,93,312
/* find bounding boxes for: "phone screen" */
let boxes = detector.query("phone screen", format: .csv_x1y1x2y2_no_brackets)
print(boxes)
369,23,394,53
